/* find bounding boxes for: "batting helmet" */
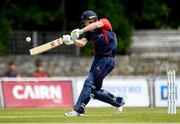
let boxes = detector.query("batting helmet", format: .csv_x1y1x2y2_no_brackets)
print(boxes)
81,10,98,22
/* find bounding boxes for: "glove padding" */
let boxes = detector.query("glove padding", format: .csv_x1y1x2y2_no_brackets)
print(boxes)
71,28,84,40
62,35,74,45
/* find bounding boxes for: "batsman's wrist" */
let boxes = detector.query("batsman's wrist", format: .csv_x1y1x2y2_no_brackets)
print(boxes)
80,29,84,34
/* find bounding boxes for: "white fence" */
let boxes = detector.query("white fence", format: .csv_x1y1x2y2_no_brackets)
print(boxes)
0,76,179,108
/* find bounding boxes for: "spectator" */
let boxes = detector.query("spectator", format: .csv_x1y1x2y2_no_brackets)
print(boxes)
32,66,48,78
32,58,48,78
3,62,20,77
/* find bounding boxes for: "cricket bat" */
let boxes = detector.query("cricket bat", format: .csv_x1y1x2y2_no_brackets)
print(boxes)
30,38,63,55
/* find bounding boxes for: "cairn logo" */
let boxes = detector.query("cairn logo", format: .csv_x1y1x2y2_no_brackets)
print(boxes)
13,85,62,100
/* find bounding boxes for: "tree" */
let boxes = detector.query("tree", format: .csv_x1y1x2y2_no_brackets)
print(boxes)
0,0,12,55
122,0,171,29
1,0,180,55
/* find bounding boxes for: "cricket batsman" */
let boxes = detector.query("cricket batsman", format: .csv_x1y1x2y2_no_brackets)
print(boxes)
62,10,125,117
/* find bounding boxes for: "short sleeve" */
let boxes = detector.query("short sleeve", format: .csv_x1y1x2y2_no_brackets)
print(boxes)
99,18,112,31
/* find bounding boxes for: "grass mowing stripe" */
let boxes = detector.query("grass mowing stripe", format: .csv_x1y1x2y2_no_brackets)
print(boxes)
0,115,64,118
0,114,123,118
0,112,173,116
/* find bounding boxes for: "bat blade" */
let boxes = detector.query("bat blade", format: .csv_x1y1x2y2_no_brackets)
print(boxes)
30,38,63,55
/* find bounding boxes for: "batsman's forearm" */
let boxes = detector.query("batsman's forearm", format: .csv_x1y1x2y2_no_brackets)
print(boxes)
74,39,86,47
82,21,104,33
82,23,98,32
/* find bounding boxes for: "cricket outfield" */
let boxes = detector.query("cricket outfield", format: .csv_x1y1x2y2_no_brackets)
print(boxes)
0,107,179,123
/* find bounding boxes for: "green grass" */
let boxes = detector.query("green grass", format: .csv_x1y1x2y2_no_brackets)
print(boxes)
0,107,180,123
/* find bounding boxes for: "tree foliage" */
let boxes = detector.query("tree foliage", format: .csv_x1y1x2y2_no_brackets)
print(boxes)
0,0,180,55
122,0,180,29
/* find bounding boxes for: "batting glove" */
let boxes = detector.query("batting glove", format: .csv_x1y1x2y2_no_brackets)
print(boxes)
71,28,84,40
62,35,74,45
